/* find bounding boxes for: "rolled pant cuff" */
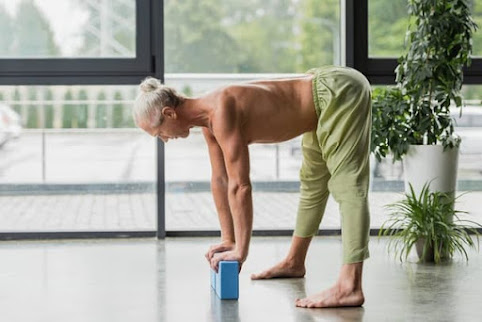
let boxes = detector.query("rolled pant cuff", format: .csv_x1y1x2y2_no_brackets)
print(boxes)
343,248,370,264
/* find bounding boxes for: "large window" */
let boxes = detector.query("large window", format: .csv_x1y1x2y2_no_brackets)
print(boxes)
163,0,341,232
0,0,135,58
165,0,341,73
369,0,482,59
0,0,161,238
350,0,482,84
0,85,156,232
1,0,481,238
0,0,156,85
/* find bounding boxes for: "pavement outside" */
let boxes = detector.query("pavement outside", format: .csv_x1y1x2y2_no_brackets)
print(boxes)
0,191,481,232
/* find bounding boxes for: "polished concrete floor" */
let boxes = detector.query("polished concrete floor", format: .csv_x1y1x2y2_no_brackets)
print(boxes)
0,236,481,322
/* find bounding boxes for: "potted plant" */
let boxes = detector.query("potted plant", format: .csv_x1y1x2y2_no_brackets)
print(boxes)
379,182,481,263
371,0,478,197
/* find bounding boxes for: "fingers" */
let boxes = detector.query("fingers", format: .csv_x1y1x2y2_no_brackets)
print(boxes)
205,244,230,262
208,246,224,260
210,253,221,272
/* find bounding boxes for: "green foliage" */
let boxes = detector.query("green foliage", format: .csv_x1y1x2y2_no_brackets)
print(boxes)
14,0,60,57
165,0,241,72
298,0,339,70
0,4,14,56
12,89,22,115
62,90,74,128
44,89,54,129
26,88,38,128
371,87,411,162
182,85,193,97
468,0,482,56
372,0,478,160
77,2,134,57
96,92,107,128
164,0,339,73
369,0,412,57
379,183,481,263
112,91,124,128
77,90,89,128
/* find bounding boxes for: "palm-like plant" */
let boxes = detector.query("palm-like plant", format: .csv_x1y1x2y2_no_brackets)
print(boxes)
379,183,481,263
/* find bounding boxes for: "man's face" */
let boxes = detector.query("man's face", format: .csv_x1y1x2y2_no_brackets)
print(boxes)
140,107,191,143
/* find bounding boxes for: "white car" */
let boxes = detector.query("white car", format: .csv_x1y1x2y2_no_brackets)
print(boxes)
0,104,22,147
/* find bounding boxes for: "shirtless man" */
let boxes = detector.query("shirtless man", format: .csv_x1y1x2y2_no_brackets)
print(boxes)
133,65,372,308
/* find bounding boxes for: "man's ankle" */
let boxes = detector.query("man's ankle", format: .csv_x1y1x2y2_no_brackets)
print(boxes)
283,257,304,268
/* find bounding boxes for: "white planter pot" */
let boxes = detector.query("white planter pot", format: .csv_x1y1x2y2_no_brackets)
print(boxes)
402,145,459,196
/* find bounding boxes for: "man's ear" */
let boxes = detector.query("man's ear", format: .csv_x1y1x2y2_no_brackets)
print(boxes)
161,106,177,119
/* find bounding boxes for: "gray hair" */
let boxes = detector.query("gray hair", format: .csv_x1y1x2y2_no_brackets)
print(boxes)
133,77,185,127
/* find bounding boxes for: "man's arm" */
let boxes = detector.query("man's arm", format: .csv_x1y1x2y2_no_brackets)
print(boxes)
210,105,253,271
202,127,235,246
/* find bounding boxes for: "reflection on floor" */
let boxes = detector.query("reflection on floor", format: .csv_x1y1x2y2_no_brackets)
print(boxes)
0,236,481,321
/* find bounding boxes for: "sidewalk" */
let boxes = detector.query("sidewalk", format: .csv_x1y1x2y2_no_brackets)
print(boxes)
0,191,481,232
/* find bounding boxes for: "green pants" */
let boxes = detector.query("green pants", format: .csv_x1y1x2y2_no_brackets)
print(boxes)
294,65,371,264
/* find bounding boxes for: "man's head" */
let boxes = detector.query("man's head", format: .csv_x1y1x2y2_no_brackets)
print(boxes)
133,77,190,142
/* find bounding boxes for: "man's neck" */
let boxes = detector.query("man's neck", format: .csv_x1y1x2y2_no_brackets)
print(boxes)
181,97,212,128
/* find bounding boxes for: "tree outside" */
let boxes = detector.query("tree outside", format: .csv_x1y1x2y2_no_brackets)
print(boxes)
112,91,124,128
62,90,74,129
0,4,14,57
26,88,38,128
12,0,60,57
77,90,89,128
44,89,54,129
96,91,108,128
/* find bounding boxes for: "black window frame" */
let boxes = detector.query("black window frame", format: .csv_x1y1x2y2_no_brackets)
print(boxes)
1,0,481,241
0,0,163,241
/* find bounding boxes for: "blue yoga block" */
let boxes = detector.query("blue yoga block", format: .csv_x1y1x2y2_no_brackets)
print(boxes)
210,261,239,300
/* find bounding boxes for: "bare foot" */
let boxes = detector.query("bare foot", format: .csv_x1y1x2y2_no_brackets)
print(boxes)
251,260,305,280
295,284,365,308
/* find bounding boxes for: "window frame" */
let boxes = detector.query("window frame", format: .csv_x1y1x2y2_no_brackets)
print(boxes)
0,0,159,85
346,0,482,84
2,0,481,241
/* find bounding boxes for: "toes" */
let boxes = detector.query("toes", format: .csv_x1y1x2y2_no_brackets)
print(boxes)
307,300,318,308
250,273,260,280
295,296,324,308
295,298,307,307
251,271,269,280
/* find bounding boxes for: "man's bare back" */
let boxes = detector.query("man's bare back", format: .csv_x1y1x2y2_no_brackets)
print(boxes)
202,75,318,144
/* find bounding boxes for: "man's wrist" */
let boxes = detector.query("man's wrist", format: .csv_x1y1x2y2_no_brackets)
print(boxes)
221,237,235,244
234,247,248,262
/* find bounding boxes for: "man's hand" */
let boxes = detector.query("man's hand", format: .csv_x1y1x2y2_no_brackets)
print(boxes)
210,250,244,273
205,240,235,262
